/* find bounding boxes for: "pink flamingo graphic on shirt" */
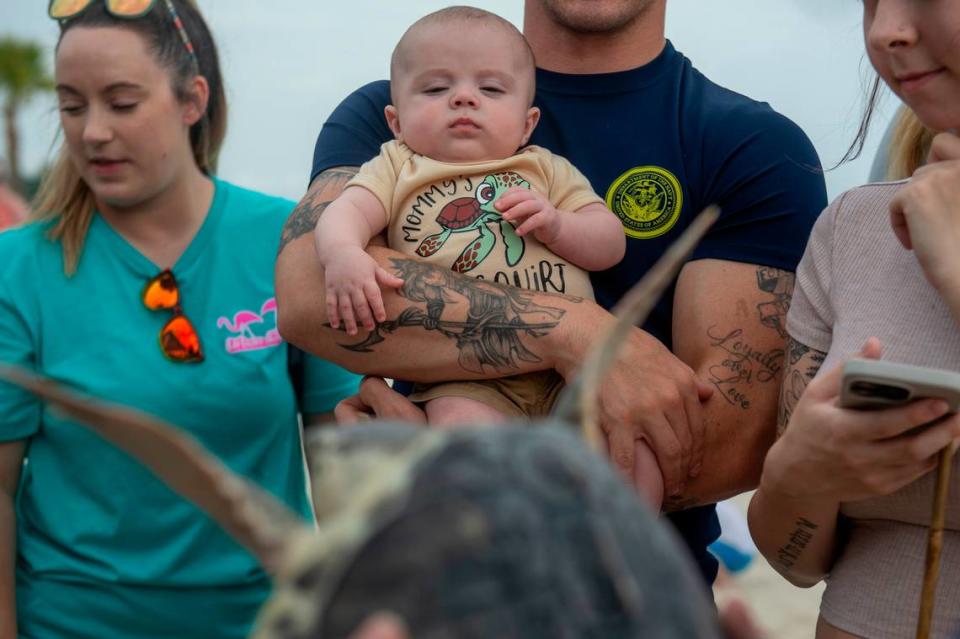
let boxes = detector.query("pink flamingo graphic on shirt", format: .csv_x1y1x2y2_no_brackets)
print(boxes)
216,297,282,354
260,298,277,317
216,311,263,338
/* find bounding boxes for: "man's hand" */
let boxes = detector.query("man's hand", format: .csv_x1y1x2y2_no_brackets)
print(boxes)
334,376,427,425
594,326,711,497
555,305,712,499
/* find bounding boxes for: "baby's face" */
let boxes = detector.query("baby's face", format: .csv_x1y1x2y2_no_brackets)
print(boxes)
387,21,538,163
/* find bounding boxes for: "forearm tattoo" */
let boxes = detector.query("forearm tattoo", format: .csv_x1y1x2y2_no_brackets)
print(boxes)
777,337,826,436
704,267,794,411
775,517,819,572
336,257,581,374
277,167,359,255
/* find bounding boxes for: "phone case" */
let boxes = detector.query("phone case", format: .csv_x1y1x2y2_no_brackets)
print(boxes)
840,359,960,412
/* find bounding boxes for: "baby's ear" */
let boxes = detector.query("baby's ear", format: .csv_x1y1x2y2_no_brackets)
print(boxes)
520,106,541,146
385,105,403,141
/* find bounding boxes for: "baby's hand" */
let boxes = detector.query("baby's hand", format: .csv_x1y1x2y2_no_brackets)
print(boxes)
496,187,563,245
325,247,403,335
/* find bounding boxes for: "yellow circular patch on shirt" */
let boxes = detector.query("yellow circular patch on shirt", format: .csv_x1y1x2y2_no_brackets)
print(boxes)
605,166,683,239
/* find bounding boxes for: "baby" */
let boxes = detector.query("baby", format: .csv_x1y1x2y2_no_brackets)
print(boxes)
315,7,663,507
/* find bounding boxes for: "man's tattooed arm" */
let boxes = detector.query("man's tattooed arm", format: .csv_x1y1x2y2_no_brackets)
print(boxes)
777,337,826,436
277,167,359,255
662,262,798,511
335,257,580,376
703,267,793,412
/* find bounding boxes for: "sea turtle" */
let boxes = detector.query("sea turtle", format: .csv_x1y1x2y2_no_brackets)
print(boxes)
263,423,720,639
3,212,723,639
416,171,529,273
11,382,720,639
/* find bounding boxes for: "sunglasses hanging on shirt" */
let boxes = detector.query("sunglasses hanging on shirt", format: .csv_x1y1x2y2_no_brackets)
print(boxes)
142,270,204,363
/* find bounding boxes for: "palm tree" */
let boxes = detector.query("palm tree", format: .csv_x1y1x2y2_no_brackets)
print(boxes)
0,38,53,195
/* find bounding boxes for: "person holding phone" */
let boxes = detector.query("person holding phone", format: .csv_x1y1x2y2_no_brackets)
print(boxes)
749,2,960,637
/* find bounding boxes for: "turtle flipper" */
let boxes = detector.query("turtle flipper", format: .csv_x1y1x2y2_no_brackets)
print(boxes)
0,365,305,575
452,224,496,273
499,220,525,267
416,229,452,257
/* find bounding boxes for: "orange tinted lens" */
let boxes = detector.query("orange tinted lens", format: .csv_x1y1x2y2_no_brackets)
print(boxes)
143,270,179,310
107,0,154,16
49,0,93,19
160,315,203,362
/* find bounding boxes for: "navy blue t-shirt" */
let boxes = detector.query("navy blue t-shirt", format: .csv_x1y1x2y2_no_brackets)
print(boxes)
311,41,827,584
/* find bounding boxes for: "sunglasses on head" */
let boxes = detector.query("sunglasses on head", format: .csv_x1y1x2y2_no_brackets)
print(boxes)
49,0,198,71
142,270,204,363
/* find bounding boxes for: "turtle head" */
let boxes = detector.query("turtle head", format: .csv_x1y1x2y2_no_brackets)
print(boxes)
475,171,530,215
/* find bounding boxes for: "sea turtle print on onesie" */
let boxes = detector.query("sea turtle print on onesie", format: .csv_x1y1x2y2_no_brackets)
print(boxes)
416,171,529,273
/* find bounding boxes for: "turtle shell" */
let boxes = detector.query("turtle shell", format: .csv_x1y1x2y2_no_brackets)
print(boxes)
257,424,721,639
435,197,482,230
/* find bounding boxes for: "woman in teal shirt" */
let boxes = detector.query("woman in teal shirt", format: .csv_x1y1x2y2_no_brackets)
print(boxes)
0,2,360,637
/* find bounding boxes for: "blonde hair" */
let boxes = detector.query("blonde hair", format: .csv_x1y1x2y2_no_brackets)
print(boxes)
32,0,226,275
886,106,934,181
31,149,95,273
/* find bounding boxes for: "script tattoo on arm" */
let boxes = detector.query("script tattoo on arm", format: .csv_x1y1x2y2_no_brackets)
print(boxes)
775,517,819,572
704,267,795,410
777,337,826,436
705,326,784,410
277,167,359,255
336,257,581,375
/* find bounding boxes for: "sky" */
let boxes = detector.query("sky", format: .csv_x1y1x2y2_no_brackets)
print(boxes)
5,0,898,203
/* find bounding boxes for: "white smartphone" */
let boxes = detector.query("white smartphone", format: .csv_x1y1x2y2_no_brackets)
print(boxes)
840,359,960,412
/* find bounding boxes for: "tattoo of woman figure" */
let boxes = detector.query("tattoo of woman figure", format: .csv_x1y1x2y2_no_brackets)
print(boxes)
277,167,359,255
778,337,826,435
336,257,581,375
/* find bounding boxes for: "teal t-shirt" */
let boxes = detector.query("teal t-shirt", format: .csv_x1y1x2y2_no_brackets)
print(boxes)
0,180,361,639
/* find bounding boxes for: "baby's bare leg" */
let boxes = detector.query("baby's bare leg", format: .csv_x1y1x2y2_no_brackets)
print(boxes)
633,439,664,511
424,396,508,430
